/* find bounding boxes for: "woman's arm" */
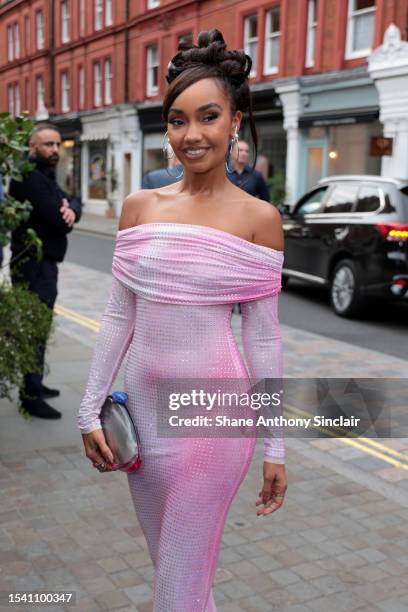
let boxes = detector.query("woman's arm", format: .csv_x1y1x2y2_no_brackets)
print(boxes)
240,293,285,464
77,275,137,434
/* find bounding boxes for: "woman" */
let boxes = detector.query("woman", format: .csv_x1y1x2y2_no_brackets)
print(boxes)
78,29,288,612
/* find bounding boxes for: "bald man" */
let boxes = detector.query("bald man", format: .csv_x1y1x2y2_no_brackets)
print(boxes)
9,123,82,420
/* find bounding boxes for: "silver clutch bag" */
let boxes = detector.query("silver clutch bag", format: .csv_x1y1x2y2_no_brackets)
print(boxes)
100,391,142,472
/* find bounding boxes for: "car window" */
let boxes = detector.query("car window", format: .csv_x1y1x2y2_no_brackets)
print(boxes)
355,185,381,213
323,184,358,214
295,187,328,217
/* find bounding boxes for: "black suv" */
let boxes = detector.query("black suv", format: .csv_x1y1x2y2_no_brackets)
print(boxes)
280,175,408,318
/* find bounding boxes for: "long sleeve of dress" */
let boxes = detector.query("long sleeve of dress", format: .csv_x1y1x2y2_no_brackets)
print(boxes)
240,293,285,464
77,277,137,434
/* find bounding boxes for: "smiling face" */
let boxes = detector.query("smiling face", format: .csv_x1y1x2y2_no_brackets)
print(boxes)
167,78,242,173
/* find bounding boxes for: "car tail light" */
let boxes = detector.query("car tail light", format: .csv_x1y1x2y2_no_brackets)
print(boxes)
376,223,408,241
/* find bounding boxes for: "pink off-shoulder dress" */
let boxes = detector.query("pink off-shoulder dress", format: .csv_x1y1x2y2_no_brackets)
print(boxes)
78,222,285,612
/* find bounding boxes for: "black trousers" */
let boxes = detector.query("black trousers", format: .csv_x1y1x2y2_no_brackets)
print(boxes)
10,256,58,399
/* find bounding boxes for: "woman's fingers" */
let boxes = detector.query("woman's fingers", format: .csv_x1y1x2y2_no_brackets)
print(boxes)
256,480,287,515
82,430,115,471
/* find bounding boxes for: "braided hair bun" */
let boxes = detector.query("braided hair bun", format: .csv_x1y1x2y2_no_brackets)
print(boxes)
162,28,258,170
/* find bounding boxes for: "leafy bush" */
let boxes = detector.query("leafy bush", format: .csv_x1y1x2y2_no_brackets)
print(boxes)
0,112,49,402
0,280,53,401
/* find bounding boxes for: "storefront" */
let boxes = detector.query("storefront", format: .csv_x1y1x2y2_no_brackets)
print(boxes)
51,116,82,199
80,105,141,216
275,67,382,205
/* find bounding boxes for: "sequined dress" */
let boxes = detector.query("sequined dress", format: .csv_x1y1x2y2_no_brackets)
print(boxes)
78,222,285,612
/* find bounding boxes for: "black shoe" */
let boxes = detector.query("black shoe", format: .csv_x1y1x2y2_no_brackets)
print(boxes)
40,384,61,399
20,397,62,420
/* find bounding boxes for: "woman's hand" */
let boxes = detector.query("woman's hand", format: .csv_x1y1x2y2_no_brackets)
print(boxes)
81,429,115,472
256,462,287,516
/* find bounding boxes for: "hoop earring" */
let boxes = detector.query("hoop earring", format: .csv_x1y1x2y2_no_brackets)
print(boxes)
166,164,184,179
162,130,174,160
225,131,239,174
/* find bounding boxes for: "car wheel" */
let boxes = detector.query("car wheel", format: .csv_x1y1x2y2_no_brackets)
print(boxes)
330,259,365,318
281,274,289,290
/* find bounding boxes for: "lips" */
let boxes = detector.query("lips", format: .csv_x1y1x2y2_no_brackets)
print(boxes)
183,148,209,160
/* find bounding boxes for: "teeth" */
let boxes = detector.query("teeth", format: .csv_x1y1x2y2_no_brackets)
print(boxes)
185,149,207,155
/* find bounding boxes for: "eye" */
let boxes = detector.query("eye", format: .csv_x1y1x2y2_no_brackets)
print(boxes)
203,113,218,122
168,119,183,126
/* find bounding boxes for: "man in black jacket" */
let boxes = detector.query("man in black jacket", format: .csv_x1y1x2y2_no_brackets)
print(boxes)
9,123,82,420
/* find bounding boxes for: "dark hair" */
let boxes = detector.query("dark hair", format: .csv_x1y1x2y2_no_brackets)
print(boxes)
162,29,258,173
29,122,61,140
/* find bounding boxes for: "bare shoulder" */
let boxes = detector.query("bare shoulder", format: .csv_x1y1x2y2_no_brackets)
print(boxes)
118,189,153,231
249,199,284,252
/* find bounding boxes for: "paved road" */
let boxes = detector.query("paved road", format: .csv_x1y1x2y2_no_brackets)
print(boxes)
67,231,408,362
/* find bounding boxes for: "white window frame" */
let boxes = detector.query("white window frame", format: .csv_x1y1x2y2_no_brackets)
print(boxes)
14,22,20,59
264,7,280,75
105,0,112,26
36,11,44,50
243,15,258,78
94,61,102,106
61,0,70,43
25,15,30,55
305,0,317,67
79,0,85,35
147,0,160,8
8,85,14,114
78,66,85,109
104,58,112,104
14,84,20,115
94,0,103,31
7,26,14,61
36,75,44,111
146,45,158,96
25,78,30,111
345,0,376,60
61,71,70,112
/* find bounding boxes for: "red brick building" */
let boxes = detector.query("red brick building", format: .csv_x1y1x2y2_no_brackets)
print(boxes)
1,0,407,213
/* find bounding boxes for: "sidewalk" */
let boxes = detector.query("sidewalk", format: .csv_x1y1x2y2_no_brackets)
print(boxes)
1,318,408,612
1,256,408,611
75,213,118,238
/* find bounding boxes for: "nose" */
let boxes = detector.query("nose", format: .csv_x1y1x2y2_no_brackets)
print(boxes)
184,122,203,144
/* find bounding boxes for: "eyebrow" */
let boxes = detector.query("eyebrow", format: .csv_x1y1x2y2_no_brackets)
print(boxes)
168,102,223,114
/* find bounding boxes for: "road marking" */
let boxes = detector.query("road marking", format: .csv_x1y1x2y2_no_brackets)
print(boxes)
286,403,408,470
55,304,100,332
55,303,408,469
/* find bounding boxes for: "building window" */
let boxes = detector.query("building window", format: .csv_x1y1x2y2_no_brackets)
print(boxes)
7,26,14,61
243,15,258,77
36,11,44,50
105,0,112,26
94,62,102,106
146,45,158,96
8,85,14,114
36,75,44,111
61,0,70,43
14,84,20,115
78,66,85,109
61,71,70,112
345,0,375,59
94,0,103,31
79,0,85,35
25,15,30,55
305,0,317,67
104,58,112,104
14,23,20,59
25,78,30,111
264,7,280,74
147,0,160,8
